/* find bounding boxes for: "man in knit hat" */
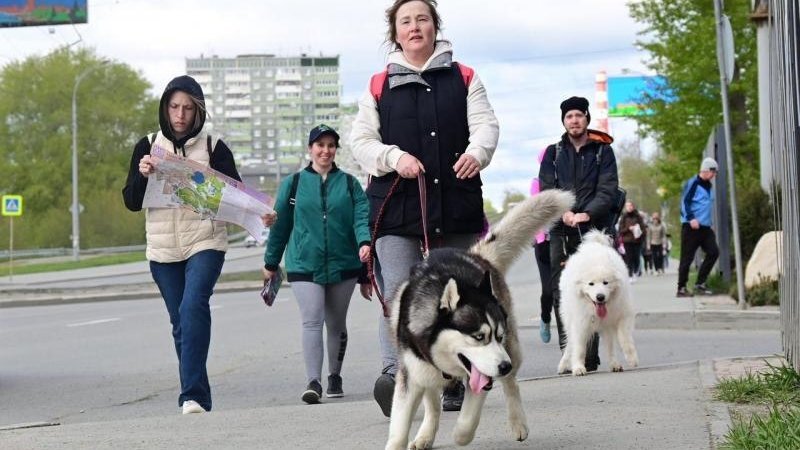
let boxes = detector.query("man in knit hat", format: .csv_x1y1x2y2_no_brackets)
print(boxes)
538,95,619,372
676,157,720,297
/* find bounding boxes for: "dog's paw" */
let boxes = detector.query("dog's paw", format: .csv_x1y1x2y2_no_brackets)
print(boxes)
509,420,529,441
384,441,404,450
452,427,476,446
572,365,587,376
610,361,623,372
409,436,434,450
628,356,639,368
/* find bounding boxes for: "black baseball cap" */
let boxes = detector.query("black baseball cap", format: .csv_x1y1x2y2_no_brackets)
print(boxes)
308,124,340,147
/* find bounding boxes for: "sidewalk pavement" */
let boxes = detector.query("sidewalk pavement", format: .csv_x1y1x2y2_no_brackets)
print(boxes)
0,258,783,449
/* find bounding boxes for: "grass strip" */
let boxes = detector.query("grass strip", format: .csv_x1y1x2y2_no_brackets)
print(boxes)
0,252,146,275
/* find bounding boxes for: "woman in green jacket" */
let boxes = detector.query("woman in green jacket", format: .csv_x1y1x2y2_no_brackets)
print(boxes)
263,125,371,404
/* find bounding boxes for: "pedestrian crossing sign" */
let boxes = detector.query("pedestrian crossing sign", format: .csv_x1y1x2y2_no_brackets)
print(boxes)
2,195,23,217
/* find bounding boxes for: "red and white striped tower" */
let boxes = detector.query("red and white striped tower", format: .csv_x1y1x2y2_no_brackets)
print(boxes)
595,70,610,134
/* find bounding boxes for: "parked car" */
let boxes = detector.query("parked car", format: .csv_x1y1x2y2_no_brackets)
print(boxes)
244,228,270,248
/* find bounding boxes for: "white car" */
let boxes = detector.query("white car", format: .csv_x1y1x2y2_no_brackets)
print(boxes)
244,228,270,247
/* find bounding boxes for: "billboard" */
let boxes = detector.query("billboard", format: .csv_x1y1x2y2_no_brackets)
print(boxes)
0,1,87,28
607,75,669,117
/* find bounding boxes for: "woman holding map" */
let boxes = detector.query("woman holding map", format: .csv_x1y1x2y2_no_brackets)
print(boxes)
122,75,241,415
263,124,371,405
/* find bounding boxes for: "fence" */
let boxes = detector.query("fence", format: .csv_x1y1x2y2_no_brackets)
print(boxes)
768,0,800,371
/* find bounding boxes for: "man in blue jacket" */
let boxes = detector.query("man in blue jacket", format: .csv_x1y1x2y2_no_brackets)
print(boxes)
676,157,720,297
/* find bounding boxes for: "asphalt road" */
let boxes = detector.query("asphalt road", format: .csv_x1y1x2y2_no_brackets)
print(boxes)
0,250,782,428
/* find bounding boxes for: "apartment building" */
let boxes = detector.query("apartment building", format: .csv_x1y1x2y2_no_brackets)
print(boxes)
186,53,341,173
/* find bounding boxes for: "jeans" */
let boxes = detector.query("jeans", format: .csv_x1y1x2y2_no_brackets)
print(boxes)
150,249,225,411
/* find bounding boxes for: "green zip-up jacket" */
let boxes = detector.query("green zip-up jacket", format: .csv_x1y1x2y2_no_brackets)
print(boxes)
264,164,371,285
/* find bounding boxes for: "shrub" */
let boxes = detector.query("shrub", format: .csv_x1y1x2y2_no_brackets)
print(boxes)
747,276,780,307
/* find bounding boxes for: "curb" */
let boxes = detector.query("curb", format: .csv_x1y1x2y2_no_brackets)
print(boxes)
0,282,262,309
699,359,730,449
635,309,780,330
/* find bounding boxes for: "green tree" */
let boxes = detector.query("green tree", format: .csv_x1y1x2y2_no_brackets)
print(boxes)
502,189,526,213
483,198,500,224
0,47,157,249
628,0,759,196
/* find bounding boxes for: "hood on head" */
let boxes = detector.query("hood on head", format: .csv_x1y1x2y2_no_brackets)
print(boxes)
159,75,206,146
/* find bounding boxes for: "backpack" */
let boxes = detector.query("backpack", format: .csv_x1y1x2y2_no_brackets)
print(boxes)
287,171,357,211
369,63,475,102
553,141,627,227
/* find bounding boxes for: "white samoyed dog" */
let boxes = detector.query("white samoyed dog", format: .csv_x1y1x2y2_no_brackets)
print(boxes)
557,230,639,376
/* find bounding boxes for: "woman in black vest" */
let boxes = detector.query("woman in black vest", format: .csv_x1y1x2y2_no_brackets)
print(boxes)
350,0,499,417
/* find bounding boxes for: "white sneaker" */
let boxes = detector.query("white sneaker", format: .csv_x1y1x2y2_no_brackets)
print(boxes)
629,277,637,284
182,400,206,415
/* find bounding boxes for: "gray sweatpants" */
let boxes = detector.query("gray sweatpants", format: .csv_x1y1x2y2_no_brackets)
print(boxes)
375,234,477,374
291,278,357,384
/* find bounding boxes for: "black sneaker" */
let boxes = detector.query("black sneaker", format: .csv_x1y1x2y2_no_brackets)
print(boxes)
327,374,343,398
694,283,714,295
373,372,395,417
676,286,694,298
442,381,465,411
301,380,322,404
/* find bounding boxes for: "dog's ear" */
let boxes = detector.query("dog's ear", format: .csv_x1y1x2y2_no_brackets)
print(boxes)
440,278,460,311
479,270,493,295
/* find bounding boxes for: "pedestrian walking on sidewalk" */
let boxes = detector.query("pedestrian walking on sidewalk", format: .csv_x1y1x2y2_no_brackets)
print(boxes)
531,148,553,344
538,95,620,373
263,125,372,405
676,157,720,297
122,75,251,415
647,212,667,275
618,201,647,282
350,0,499,416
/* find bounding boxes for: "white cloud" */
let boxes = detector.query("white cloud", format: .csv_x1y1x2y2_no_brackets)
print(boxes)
0,0,653,207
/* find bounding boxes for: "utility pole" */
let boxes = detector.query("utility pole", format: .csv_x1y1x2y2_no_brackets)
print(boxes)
713,0,747,308
71,60,108,261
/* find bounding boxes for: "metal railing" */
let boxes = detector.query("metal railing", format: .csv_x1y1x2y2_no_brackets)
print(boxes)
0,231,251,261
768,0,800,371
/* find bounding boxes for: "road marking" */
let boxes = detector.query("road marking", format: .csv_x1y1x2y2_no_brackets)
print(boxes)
67,318,121,328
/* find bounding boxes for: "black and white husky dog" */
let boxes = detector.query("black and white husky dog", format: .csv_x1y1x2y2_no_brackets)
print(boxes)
384,190,574,450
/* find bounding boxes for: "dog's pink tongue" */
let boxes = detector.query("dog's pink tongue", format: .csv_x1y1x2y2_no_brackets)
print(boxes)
469,365,490,395
596,303,608,319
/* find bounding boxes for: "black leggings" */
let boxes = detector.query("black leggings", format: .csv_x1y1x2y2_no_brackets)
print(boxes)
623,242,642,277
534,241,553,323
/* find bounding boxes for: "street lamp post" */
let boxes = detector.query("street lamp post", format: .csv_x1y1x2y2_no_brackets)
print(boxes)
71,62,107,261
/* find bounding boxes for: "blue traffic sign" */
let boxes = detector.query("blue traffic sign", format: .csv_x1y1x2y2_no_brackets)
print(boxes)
2,195,23,217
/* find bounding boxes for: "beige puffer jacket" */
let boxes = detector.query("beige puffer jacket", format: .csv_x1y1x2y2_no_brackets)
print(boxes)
145,131,228,263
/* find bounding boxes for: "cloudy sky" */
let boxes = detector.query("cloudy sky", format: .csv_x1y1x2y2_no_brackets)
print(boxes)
0,0,653,207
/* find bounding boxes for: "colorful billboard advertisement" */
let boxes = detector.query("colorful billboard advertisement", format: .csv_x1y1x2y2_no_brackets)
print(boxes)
607,75,669,117
0,1,87,28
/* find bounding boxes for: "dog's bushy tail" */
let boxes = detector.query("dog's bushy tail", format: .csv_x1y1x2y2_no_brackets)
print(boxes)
472,190,575,274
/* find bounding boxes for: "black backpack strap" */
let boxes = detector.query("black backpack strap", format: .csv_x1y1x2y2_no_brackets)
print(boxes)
207,135,213,159
288,172,300,209
553,142,562,183
346,173,356,205
148,133,157,145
